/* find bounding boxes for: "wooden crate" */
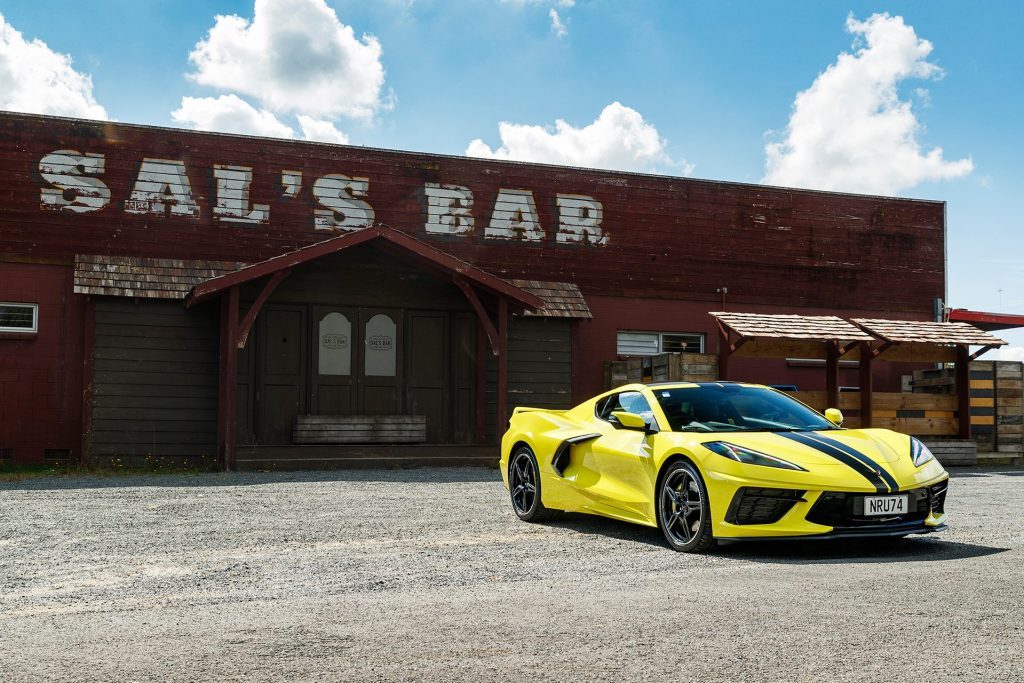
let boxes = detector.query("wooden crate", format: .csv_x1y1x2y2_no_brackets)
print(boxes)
603,353,719,389
294,415,427,444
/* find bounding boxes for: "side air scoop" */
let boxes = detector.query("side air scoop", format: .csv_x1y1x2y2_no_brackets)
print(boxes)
551,433,601,476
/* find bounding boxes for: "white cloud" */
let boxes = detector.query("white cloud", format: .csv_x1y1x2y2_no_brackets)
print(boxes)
763,13,972,196
172,95,295,138
466,102,691,174
1001,347,1024,362
549,9,567,38
297,115,349,144
187,0,387,120
0,13,107,119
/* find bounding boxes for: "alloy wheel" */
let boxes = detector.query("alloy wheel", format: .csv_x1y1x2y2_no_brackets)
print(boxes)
661,468,704,545
509,451,537,515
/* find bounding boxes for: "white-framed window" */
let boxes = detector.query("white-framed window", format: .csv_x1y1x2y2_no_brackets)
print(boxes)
0,302,38,333
617,330,704,356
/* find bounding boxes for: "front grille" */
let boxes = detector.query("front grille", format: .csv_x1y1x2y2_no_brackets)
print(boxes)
806,488,930,529
726,487,805,525
929,480,948,515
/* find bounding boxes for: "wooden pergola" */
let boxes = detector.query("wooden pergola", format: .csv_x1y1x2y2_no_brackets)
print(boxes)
850,318,1006,438
713,312,1007,439
713,312,875,416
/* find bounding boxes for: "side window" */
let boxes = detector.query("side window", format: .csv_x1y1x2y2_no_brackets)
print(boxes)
596,391,653,422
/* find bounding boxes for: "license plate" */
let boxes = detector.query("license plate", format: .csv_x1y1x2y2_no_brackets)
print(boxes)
863,495,909,516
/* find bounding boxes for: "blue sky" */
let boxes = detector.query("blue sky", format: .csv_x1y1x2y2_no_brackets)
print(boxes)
1,0,1021,351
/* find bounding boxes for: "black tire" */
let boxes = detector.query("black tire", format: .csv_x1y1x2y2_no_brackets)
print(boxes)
508,446,559,522
656,460,717,553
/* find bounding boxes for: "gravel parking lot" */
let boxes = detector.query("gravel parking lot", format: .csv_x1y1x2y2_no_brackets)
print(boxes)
1,466,1022,682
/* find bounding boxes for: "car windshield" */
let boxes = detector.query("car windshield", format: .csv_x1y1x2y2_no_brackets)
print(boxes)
652,384,837,433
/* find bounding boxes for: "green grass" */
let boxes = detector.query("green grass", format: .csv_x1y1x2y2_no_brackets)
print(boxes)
0,460,217,482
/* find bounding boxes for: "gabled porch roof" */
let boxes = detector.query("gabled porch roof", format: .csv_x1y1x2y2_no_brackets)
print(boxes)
184,225,545,310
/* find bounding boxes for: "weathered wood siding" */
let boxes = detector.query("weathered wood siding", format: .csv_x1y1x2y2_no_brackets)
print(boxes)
0,112,943,315
486,317,572,440
89,299,218,461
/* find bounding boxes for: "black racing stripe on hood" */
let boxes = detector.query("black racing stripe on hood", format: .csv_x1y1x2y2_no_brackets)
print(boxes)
776,432,889,493
801,431,900,493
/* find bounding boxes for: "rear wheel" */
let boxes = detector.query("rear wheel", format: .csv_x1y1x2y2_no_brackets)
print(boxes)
657,460,716,553
509,446,558,522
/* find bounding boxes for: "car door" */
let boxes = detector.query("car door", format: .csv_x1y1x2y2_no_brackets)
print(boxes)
575,391,659,518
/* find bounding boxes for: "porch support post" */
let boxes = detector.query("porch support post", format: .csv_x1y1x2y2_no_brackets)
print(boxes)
475,320,486,444
956,345,972,440
217,285,240,471
497,297,509,435
859,341,873,428
826,342,839,409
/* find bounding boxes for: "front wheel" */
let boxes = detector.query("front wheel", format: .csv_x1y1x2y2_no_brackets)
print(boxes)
509,446,558,522
657,460,716,553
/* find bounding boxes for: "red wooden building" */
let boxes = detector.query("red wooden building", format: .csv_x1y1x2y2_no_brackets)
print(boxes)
0,112,946,468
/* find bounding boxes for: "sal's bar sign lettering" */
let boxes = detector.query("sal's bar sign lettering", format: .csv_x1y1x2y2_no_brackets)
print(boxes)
37,150,609,246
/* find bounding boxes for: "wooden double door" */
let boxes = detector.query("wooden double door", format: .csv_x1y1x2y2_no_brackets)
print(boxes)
242,304,475,445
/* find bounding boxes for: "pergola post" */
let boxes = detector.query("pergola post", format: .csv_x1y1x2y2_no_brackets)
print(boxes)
216,285,240,471
718,324,730,381
826,342,839,409
859,341,873,428
956,345,972,439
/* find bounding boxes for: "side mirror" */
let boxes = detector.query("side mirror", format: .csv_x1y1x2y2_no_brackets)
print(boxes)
825,408,844,426
611,410,651,432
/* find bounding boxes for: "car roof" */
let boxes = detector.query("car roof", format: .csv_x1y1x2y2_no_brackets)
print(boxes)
643,381,765,389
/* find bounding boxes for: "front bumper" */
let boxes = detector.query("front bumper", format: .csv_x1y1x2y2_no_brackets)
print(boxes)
723,520,947,542
711,475,949,540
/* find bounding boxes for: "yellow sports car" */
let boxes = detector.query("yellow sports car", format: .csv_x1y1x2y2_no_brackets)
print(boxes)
500,382,949,552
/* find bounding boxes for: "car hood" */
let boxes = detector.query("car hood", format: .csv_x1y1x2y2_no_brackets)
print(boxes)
688,428,913,472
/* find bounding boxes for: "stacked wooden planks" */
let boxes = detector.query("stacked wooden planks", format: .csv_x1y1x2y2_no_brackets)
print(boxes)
787,391,958,436
920,439,978,466
968,360,1024,454
293,415,427,444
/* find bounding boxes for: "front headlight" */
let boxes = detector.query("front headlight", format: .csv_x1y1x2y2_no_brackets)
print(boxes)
911,437,935,467
703,441,807,471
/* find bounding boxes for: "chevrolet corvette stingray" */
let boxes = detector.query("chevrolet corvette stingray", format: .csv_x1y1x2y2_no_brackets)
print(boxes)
500,382,949,552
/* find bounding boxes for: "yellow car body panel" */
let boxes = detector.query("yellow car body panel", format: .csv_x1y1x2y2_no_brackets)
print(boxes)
500,383,949,540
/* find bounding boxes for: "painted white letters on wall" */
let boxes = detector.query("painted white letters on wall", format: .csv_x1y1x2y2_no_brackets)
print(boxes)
485,189,544,242
125,159,200,218
31,151,611,245
312,174,374,231
213,165,269,224
556,194,607,245
424,183,474,236
39,150,110,213
281,170,302,198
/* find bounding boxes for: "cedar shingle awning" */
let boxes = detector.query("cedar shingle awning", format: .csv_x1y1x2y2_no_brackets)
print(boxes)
851,318,1007,347
510,280,591,319
74,254,248,299
711,312,873,343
